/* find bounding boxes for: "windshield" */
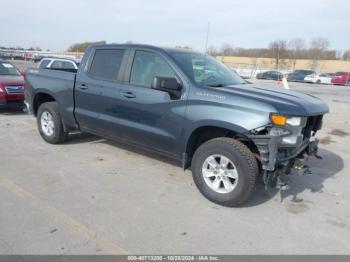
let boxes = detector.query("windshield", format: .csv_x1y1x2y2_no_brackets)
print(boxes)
0,62,21,76
169,51,246,87
335,72,349,76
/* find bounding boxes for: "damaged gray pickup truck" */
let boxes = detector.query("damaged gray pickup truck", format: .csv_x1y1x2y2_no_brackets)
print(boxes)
25,44,329,207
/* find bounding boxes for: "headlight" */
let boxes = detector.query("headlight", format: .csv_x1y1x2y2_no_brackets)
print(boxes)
270,114,302,127
269,127,290,136
270,114,287,126
286,117,302,126
282,136,298,144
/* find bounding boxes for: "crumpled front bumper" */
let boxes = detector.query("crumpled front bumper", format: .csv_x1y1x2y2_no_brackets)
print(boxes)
247,130,321,190
246,115,323,173
248,133,319,172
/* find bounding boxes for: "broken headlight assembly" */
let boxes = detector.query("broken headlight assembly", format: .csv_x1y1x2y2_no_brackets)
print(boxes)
269,114,307,146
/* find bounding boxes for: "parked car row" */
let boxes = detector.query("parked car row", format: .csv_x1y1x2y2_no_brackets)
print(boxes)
256,69,350,85
287,70,350,85
0,56,81,110
0,52,45,62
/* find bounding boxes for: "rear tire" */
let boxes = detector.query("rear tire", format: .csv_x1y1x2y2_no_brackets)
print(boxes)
191,138,259,207
37,102,68,144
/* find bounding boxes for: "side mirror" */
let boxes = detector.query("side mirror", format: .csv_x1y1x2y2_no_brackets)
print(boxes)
21,71,26,78
151,77,182,99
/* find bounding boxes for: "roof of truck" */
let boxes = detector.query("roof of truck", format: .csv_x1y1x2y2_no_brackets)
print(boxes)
90,43,196,54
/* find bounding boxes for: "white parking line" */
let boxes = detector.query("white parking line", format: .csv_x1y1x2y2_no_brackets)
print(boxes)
0,178,128,255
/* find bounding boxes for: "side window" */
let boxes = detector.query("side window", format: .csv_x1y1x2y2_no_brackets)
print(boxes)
51,61,64,69
89,49,125,81
62,62,76,70
130,51,175,87
39,60,50,68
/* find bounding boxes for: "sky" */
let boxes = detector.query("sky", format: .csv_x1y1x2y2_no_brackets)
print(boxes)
1,0,349,52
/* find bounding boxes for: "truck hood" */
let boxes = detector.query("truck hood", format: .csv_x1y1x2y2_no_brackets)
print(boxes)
0,75,25,86
218,84,329,116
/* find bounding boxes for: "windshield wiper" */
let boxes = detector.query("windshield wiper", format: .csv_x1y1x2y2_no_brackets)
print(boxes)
207,81,249,87
207,83,228,87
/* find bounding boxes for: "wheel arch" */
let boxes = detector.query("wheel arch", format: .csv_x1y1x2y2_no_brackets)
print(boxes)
182,121,258,169
33,91,57,116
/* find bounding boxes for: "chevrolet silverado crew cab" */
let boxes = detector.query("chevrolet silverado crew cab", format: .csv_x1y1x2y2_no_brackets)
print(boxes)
25,44,329,206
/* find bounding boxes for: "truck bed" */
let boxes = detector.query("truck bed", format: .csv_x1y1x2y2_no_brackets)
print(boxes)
25,68,77,130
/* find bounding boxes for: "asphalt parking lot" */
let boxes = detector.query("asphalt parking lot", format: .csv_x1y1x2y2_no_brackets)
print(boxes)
0,65,350,254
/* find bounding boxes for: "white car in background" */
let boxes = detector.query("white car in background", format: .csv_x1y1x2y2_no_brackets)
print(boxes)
38,57,80,72
304,73,334,84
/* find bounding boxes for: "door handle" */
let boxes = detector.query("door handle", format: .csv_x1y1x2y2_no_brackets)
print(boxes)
78,84,88,90
121,91,136,98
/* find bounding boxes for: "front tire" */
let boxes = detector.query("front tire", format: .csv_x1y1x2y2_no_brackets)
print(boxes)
37,102,68,144
191,138,259,207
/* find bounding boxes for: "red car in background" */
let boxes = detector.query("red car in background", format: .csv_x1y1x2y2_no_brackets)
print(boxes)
0,60,25,109
331,72,350,85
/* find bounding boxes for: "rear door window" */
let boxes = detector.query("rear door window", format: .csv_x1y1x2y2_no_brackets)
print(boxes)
89,49,125,81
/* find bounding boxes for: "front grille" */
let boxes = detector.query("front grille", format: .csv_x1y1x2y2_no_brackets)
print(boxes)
303,115,323,139
5,86,24,94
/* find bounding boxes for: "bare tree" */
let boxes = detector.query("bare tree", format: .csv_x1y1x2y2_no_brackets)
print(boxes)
207,46,218,56
269,40,288,70
220,43,235,56
195,38,336,64
343,50,350,61
309,37,330,70
288,38,305,70
336,50,343,60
